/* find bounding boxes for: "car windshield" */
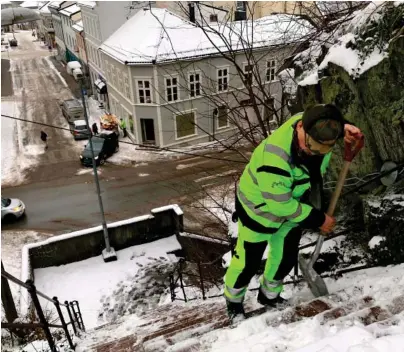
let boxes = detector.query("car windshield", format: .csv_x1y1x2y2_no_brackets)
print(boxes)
85,137,104,152
1,198,11,207
75,125,87,130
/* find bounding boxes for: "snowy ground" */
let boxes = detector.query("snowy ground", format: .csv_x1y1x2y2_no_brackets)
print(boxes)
33,235,181,330
1,230,50,309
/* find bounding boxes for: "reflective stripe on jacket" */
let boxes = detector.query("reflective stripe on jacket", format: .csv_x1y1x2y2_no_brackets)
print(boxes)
237,114,331,232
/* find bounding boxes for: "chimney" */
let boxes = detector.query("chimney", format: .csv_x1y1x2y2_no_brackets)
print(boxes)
188,2,196,23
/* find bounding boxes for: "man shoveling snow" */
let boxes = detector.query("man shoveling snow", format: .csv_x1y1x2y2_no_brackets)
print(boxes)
224,104,363,321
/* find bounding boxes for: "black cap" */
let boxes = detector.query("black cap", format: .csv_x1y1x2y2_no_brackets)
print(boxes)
302,104,344,142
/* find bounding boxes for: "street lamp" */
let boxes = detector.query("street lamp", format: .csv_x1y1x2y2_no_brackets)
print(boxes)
79,78,117,262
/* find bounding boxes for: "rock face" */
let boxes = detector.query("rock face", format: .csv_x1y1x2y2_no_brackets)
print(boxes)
294,3,404,180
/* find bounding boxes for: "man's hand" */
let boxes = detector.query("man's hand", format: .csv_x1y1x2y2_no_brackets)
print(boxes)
320,214,336,234
344,124,362,144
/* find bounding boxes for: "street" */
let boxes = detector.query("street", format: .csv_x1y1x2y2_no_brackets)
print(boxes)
1,31,248,236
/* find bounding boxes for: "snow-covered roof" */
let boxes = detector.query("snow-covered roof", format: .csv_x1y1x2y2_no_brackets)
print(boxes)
20,0,40,8
47,1,64,9
77,1,95,9
100,8,313,65
59,3,80,17
39,1,50,14
72,19,83,32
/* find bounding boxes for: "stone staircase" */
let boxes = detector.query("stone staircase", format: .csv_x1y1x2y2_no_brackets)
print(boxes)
85,292,404,352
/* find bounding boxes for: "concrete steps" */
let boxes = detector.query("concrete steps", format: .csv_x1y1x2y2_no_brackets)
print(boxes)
89,293,404,352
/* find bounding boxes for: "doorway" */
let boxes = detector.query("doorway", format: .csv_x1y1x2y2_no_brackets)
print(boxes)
140,118,156,144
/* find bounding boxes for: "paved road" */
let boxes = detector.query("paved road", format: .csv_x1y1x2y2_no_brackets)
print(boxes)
1,31,85,187
2,150,247,234
1,30,251,236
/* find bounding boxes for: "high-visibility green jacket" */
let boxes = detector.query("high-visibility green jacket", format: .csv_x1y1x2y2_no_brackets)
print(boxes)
237,114,331,234
120,119,127,129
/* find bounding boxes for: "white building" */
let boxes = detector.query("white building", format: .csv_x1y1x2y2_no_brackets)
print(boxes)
77,1,153,109
58,3,81,62
48,1,74,61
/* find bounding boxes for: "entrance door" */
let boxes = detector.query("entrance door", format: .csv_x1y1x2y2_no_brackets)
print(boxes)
140,118,156,144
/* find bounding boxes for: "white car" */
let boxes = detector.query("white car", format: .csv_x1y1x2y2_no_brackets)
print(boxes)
1,197,25,221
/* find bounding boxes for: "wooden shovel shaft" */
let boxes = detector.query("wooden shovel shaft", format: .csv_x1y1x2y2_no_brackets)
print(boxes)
309,160,351,267
327,161,351,216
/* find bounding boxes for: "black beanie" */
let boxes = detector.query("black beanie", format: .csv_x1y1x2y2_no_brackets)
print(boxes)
302,104,345,142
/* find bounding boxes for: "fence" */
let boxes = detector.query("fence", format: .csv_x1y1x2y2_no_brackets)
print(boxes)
1,267,85,352
169,254,225,302
169,228,367,303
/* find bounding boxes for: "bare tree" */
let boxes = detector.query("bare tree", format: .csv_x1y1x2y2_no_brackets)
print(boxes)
144,1,367,237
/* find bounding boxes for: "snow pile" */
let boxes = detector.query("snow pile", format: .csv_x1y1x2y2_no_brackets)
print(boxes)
297,2,403,85
369,235,386,249
33,235,181,329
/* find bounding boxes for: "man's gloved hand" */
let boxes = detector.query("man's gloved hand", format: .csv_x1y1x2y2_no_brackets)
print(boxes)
344,124,362,144
320,214,336,234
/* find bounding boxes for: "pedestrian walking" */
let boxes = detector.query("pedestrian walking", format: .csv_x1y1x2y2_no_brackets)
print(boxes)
224,104,363,321
40,130,48,150
120,118,127,138
92,122,98,135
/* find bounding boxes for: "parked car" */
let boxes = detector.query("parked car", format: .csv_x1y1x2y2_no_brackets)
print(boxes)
8,38,17,47
61,99,84,124
71,120,91,140
80,132,119,166
1,197,25,221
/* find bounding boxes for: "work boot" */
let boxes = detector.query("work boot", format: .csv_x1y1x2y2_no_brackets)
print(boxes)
257,290,287,309
226,301,246,322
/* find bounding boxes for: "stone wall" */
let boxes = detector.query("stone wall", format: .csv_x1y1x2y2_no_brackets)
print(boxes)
27,205,184,270
296,17,404,181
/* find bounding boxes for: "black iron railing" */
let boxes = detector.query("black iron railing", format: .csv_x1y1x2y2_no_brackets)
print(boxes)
169,228,369,303
1,268,85,351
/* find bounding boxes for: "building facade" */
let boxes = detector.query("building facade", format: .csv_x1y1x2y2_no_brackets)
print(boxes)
78,1,153,120
59,3,81,62
99,8,298,147
38,2,55,48
48,1,75,62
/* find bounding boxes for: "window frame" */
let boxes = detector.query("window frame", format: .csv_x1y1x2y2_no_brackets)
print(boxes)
174,109,197,140
217,66,229,93
266,59,277,83
165,75,179,102
243,62,254,86
262,96,276,122
136,78,152,104
216,105,229,129
188,71,202,98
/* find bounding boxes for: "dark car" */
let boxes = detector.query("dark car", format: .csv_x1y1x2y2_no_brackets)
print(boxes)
80,132,119,166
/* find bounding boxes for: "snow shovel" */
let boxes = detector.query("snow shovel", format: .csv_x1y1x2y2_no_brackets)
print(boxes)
299,133,365,297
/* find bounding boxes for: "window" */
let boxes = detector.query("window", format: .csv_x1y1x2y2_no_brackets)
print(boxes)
243,63,253,85
266,59,276,82
263,97,275,121
189,72,201,97
217,106,228,128
210,14,218,22
166,77,178,102
217,68,228,92
176,111,196,138
236,1,246,10
137,80,151,103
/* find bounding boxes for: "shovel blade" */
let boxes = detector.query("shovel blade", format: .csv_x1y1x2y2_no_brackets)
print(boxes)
298,254,329,297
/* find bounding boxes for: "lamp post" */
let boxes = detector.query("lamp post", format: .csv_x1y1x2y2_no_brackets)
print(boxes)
79,78,117,262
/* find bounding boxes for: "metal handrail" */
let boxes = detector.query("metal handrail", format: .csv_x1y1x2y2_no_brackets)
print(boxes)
1,268,84,351
1,269,67,307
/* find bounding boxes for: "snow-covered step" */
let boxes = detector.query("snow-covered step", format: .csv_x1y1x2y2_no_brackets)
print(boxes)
90,293,404,352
